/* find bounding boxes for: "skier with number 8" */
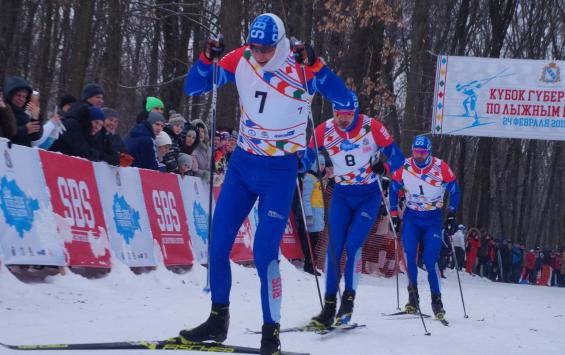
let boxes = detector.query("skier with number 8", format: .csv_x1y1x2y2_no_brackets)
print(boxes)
389,135,460,323
181,13,351,355
302,90,404,328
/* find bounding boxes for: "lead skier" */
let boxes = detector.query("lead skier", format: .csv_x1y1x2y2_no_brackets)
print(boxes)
389,135,460,321
179,13,351,354
302,90,404,328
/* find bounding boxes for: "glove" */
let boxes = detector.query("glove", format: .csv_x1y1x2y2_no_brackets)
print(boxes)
290,38,317,66
445,210,457,235
371,158,386,175
391,215,401,233
204,34,224,60
119,153,134,167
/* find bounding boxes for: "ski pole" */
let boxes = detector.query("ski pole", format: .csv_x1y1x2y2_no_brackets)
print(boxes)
449,233,469,318
295,178,324,309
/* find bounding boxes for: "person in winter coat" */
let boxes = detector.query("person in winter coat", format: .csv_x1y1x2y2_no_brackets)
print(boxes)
155,131,172,172
550,250,562,287
0,92,17,139
521,249,537,284
125,111,165,170
537,250,552,286
135,96,164,123
162,111,186,173
451,225,466,270
190,119,211,176
101,108,126,153
301,154,326,276
511,243,524,283
560,250,565,287
3,76,42,146
466,229,480,274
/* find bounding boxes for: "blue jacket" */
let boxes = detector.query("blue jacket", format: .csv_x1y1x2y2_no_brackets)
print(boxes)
302,172,325,232
124,122,158,170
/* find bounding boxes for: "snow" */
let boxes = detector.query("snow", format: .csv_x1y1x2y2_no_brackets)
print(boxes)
1,259,564,355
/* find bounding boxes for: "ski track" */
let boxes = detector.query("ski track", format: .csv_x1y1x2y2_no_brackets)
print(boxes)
0,259,564,355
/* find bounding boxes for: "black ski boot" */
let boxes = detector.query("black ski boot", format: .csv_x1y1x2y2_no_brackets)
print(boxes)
335,290,355,325
309,295,337,328
405,285,419,314
260,323,281,355
178,303,229,343
431,293,446,319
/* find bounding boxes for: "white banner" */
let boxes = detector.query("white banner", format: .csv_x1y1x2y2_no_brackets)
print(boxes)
0,141,66,265
178,176,209,264
432,55,565,140
93,163,157,267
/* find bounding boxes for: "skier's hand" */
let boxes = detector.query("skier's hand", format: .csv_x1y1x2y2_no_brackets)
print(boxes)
204,34,224,60
371,158,386,175
445,210,457,235
291,38,317,66
391,215,401,233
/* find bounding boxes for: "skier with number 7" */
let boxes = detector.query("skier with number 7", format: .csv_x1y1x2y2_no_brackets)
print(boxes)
388,135,460,323
301,90,404,328
180,13,351,355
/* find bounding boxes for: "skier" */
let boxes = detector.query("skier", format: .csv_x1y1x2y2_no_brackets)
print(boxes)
389,135,460,321
179,13,351,354
302,90,404,328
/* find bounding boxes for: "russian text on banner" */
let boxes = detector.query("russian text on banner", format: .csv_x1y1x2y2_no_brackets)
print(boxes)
0,142,65,266
94,163,157,267
139,169,193,266
39,150,111,267
432,56,564,140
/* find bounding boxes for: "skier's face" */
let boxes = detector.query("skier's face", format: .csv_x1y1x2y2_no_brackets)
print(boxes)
249,43,276,66
412,148,430,165
334,109,355,129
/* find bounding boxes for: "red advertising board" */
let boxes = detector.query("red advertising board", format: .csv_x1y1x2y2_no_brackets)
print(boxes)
39,151,111,267
139,169,193,266
280,211,304,260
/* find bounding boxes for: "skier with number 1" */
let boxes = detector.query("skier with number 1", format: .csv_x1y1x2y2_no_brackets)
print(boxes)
179,13,351,354
302,90,404,328
389,135,460,322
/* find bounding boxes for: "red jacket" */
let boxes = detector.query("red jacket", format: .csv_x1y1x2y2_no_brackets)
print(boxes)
551,254,563,270
525,252,536,269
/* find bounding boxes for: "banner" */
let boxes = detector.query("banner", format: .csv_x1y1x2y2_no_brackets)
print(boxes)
432,55,565,140
139,169,193,266
0,142,65,266
280,211,304,260
178,176,209,264
94,163,157,267
39,150,111,267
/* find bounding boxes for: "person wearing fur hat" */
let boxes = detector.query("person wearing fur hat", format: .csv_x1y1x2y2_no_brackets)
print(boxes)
162,110,186,173
155,131,172,172
3,76,43,147
180,12,351,353
125,111,165,170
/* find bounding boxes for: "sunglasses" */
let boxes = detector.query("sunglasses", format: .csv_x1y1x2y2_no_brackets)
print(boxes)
249,44,276,54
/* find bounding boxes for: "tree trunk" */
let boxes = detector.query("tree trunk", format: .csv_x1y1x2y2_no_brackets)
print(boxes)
68,0,95,97
0,0,23,80
98,0,123,108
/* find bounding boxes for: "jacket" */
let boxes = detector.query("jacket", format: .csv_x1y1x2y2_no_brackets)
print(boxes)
124,122,158,170
302,172,325,232
3,76,42,146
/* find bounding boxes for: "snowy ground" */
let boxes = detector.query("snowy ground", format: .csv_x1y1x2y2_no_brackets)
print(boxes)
1,259,564,355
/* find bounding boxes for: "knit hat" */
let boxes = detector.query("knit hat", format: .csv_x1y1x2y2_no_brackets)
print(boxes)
101,107,120,120
147,111,166,125
80,83,104,101
168,110,186,127
88,106,105,121
155,132,172,147
58,94,77,109
177,153,192,167
145,96,164,112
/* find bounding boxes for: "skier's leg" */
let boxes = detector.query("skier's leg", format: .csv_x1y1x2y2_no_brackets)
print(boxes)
401,214,421,289
422,219,443,295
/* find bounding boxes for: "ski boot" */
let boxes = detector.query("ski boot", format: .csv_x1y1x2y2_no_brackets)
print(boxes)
309,295,336,328
335,290,355,326
178,303,229,343
431,293,446,319
260,323,281,355
404,285,419,314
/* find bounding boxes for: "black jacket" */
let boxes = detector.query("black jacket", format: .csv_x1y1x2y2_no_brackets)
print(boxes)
124,122,158,170
3,76,42,146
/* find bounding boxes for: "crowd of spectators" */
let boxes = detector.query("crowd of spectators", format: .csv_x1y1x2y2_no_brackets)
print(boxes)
0,77,237,183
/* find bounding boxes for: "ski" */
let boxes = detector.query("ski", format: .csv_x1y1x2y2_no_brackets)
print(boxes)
435,315,450,326
382,311,431,318
0,338,310,355
246,323,365,335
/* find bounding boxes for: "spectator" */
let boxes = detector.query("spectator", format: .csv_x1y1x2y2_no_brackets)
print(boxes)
451,224,466,270
58,94,77,114
180,126,200,155
301,154,326,276
477,232,493,277
135,96,164,123
537,249,552,286
521,249,537,284
125,111,164,170
0,91,17,139
225,131,237,161
101,107,126,153
80,83,104,107
50,106,118,165
177,153,198,176
550,250,562,287
162,110,186,173
560,249,565,287
191,119,211,176
466,228,480,274
511,243,524,283
3,76,43,147
155,131,172,172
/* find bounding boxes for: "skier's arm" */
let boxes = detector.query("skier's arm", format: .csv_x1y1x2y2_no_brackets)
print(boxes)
441,161,460,212
369,119,405,174
389,168,404,216
183,47,244,96
301,123,326,172
304,59,350,107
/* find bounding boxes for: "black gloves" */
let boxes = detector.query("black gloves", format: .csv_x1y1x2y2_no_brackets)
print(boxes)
204,35,224,60
290,38,317,66
391,215,401,232
445,210,457,235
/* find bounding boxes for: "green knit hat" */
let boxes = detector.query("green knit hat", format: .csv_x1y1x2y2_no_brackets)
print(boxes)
145,96,164,112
